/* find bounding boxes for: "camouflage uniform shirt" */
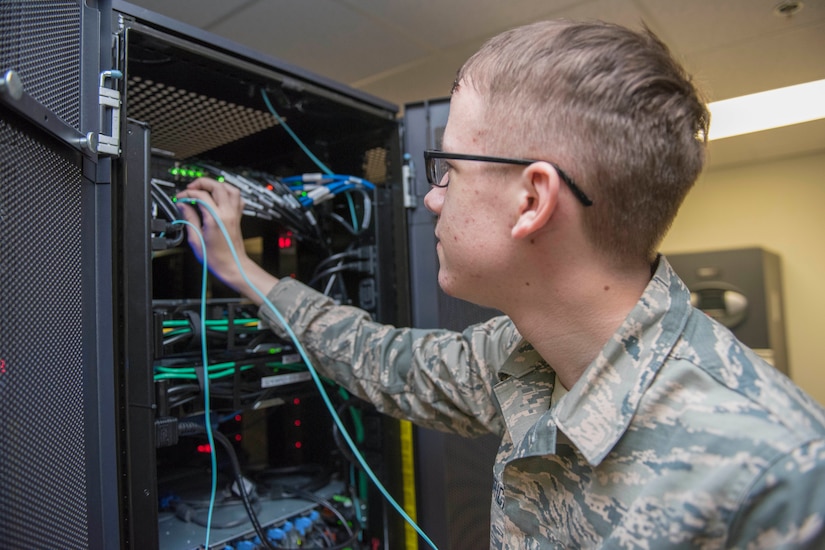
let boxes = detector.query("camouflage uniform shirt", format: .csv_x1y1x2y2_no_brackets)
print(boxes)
259,257,825,549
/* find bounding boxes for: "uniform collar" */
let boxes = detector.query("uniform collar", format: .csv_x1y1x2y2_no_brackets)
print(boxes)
494,341,557,449
552,256,692,465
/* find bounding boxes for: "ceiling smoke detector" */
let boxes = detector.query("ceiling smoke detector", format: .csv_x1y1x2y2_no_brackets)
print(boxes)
774,1,804,17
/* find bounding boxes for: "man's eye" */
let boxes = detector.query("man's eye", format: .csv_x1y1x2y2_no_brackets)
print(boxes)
432,159,451,186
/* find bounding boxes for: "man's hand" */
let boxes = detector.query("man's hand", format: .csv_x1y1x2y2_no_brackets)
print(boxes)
177,177,279,304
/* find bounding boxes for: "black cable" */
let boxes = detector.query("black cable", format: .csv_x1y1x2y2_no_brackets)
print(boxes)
174,499,261,529
327,213,359,237
307,262,366,288
151,181,182,222
253,464,332,495
150,181,187,247
167,393,201,410
313,249,360,271
179,422,277,550
162,331,193,347
331,401,359,468
252,465,362,548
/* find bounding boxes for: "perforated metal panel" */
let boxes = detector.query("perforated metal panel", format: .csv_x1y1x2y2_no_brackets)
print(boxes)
0,0,82,130
0,117,90,548
127,75,279,159
362,145,388,185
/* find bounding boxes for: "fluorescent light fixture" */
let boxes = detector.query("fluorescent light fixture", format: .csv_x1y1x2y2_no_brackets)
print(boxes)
707,79,825,141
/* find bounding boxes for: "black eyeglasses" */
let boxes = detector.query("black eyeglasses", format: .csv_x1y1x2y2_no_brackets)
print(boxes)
423,149,593,207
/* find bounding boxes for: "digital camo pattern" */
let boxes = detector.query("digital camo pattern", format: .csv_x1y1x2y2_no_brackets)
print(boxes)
259,277,519,436
259,257,825,549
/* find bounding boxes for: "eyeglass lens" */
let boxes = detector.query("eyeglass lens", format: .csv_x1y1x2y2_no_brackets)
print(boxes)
428,157,448,187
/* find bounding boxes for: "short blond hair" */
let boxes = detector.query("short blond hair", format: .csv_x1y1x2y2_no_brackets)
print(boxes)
455,20,709,264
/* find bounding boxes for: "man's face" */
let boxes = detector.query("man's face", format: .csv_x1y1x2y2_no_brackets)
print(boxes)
423,88,519,308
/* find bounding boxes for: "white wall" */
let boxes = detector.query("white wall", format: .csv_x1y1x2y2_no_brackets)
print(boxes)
662,151,825,406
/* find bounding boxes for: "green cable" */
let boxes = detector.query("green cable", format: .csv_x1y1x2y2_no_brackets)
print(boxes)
153,360,309,382
162,319,260,327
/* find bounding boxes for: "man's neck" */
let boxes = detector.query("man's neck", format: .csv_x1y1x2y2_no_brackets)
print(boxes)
507,263,652,390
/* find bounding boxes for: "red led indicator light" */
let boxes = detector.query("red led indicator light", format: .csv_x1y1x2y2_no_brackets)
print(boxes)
197,444,212,453
293,398,301,405
294,420,301,427
235,414,242,422
278,231,294,249
234,434,242,442
294,441,302,449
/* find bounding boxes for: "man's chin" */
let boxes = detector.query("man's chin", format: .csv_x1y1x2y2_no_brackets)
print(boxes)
437,274,468,302
436,272,456,298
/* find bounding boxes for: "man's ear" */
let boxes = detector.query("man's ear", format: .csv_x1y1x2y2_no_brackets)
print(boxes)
511,162,560,239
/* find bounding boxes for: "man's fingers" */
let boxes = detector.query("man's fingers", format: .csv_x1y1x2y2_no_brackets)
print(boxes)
182,177,244,216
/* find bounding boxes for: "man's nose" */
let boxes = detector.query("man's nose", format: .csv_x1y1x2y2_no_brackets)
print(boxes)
423,186,444,214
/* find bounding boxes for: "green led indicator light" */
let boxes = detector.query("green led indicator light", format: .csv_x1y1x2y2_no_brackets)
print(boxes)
169,166,204,178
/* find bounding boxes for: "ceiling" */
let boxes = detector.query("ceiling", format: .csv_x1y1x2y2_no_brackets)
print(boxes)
122,0,825,170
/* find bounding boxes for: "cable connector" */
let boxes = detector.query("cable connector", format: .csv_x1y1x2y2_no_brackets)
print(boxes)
155,416,179,448
151,219,185,250
230,475,257,500
353,245,376,277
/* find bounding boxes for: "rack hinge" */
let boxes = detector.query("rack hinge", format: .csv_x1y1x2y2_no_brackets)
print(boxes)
402,153,418,209
97,70,122,156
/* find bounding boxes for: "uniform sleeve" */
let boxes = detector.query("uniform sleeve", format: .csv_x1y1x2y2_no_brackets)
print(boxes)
257,277,522,437
727,439,825,549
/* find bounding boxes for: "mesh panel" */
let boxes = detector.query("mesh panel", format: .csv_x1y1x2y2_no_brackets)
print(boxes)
0,117,89,548
362,146,388,184
127,75,279,159
0,0,82,130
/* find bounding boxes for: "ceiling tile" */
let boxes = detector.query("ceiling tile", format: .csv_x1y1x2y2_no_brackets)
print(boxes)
206,0,430,83
332,0,596,50
635,0,825,57
120,0,251,28
686,21,825,100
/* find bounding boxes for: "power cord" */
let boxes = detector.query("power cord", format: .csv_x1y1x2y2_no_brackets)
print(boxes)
178,422,277,550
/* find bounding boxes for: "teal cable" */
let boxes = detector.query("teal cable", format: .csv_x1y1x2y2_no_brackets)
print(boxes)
260,88,333,176
171,219,218,548
182,198,439,550
345,192,358,231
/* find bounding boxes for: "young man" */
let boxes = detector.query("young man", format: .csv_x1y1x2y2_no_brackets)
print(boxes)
177,19,825,549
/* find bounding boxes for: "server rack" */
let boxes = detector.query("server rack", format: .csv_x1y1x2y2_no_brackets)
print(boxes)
111,2,412,549
2,0,415,548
